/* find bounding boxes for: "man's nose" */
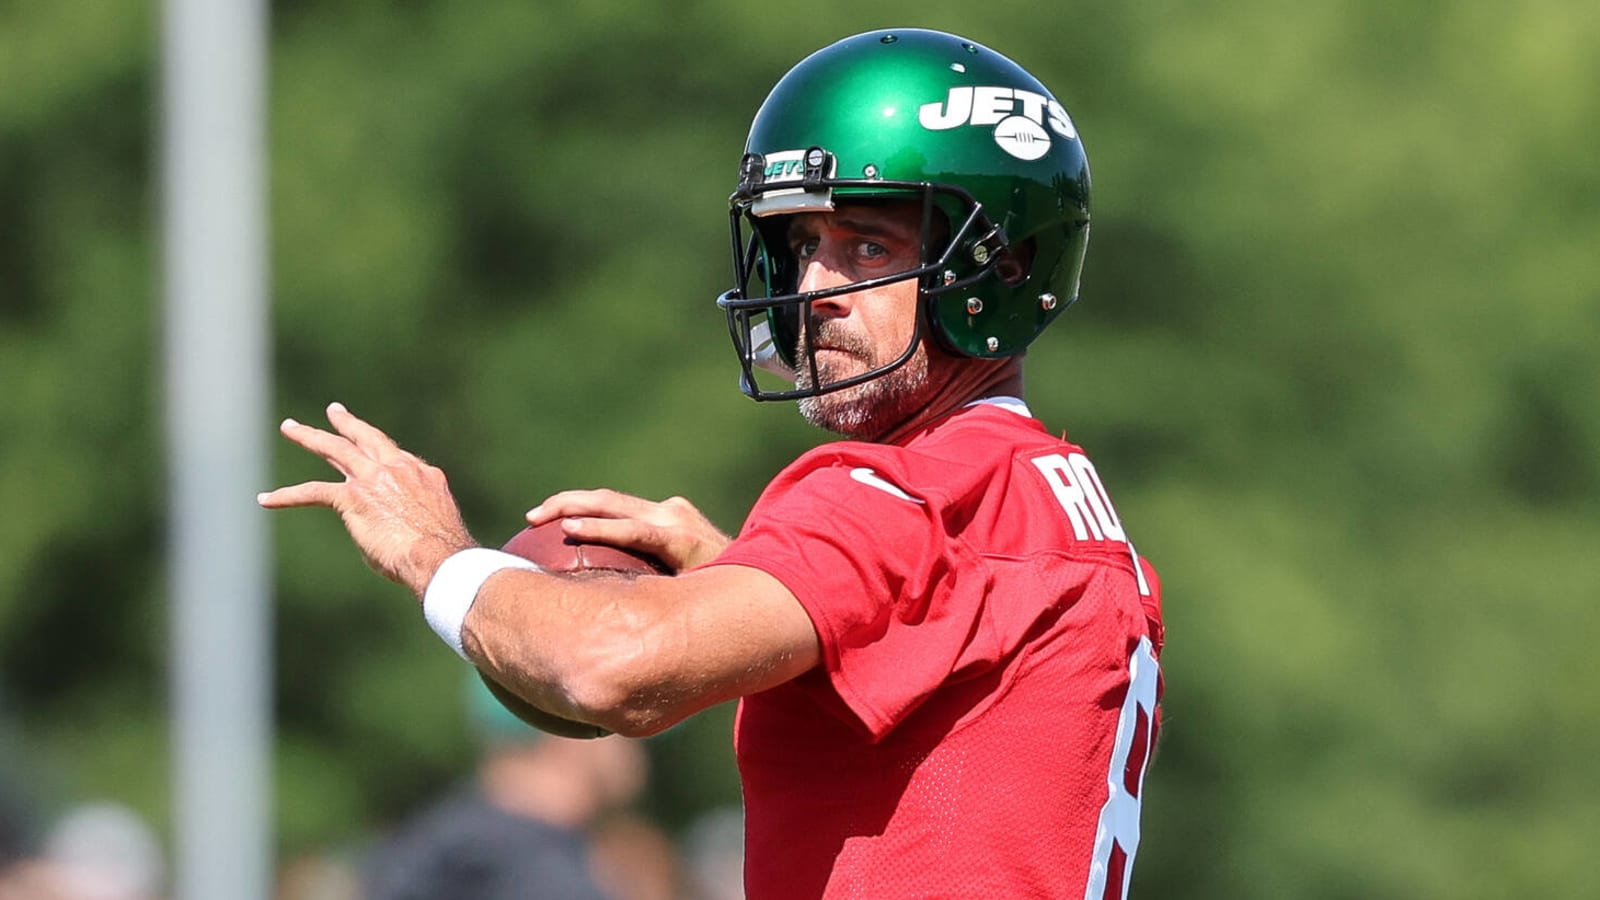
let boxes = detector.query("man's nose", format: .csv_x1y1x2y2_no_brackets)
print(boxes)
797,255,854,318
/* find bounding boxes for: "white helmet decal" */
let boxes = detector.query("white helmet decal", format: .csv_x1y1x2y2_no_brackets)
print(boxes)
993,116,1051,161
918,86,1078,161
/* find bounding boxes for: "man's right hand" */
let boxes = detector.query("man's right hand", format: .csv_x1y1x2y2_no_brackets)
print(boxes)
525,490,733,573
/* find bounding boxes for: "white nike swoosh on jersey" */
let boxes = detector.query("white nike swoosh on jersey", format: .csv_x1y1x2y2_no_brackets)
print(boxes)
849,467,925,504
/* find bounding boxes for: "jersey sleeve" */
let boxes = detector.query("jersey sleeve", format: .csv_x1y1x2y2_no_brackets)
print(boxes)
708,451,999,740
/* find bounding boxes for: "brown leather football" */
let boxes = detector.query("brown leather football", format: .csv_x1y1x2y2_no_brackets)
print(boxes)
474,520,665,740
500,520,669,575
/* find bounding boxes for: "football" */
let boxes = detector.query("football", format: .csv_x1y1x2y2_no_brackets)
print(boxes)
475,520,667,740
500,519,670,576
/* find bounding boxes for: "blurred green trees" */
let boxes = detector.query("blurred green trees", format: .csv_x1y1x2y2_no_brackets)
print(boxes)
2,1,1596,896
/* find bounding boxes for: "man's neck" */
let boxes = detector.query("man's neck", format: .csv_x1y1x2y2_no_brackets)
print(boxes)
874,357,1025,445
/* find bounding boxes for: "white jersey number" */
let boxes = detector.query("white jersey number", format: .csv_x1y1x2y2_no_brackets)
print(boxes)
1083,636,1160,900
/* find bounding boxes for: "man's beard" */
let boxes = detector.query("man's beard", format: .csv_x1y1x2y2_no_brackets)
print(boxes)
794,321,932,440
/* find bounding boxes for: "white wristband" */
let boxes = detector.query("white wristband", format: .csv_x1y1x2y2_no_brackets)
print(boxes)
423,548,543,659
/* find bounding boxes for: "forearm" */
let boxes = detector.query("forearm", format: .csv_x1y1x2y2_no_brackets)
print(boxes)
461,568,703,737
459,563,820,738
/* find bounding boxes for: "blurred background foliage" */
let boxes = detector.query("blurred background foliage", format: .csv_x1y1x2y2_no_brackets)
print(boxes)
2,0,1597,896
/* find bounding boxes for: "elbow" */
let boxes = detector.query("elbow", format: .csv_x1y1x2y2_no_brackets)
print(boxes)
564,668,688,739
598,708,682,740
558,618,693,738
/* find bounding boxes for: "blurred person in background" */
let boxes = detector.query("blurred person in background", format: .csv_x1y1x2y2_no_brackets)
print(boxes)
679,807,743,900
363,675,656,900
0,766,37,892
275,849,361,900
39,804,164,900
0,859,73,900
264,28,1164,899
0,801,164,900
0,723,163,900
586,813,680,900
0,715,60,898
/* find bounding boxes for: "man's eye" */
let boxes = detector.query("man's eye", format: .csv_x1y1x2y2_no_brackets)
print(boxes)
857,241,889,260
792,238,819,259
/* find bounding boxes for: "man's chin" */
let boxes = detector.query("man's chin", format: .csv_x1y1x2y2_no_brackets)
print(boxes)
797,395,874,438
793,368,872,431
797,373,913,439
794,346,934,439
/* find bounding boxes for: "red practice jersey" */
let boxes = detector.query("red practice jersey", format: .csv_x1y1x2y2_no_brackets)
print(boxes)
709,400,1165,900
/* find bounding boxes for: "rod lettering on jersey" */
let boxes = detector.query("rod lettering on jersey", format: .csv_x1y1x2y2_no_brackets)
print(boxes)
1032,452,1124,542
1031,452,1150,596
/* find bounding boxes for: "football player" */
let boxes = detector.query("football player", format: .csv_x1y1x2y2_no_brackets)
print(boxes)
262,28,1165,900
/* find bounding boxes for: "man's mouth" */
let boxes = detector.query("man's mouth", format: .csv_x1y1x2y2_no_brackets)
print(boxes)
814,347,867,368
806,332,864,356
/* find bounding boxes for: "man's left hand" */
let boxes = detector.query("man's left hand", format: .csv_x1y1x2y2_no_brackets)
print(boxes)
257,402,476,598
526,490,733,573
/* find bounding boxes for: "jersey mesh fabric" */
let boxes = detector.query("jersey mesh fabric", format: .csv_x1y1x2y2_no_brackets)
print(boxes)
708,403,1164,899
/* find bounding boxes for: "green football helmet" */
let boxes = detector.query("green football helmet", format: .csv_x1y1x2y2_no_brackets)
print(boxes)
717,28,1092,401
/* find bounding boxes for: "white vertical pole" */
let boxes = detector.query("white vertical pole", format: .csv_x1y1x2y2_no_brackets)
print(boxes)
161,0,272,898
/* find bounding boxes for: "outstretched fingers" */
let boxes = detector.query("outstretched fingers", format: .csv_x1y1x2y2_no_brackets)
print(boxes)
325,402,406,462
277,416,368,478
257,480,343,509
261,405,476,594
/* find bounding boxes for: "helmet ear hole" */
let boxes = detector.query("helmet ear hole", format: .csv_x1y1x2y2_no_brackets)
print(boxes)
995,238,1036,286
754,217,798,294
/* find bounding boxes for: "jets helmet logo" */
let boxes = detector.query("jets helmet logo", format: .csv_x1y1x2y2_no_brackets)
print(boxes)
918,86,1078,161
